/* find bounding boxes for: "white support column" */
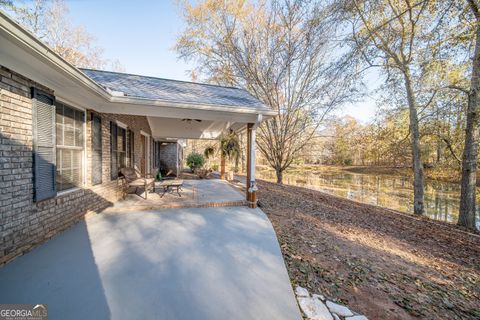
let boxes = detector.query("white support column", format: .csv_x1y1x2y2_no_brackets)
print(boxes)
248,126,256,192
246,114,262,208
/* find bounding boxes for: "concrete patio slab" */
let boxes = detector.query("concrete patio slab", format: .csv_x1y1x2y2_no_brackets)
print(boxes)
110,179,246,210
0,207,302,320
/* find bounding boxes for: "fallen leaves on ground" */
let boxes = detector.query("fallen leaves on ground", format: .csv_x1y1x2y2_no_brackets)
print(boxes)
256,179,480,320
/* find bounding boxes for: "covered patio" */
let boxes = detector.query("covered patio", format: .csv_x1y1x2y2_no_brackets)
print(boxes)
81,68,278,208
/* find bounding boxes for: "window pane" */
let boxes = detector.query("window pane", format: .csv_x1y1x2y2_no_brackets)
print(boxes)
119,151,126,169
111,151,118,178
72,169,80,187
118,129,124,151
63,107,74,146
56,105,63,146
62,149,72,170
75,110,84,147
75,128,82,147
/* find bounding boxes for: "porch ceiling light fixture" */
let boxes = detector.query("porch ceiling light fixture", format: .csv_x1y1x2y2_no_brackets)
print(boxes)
181,118,202,123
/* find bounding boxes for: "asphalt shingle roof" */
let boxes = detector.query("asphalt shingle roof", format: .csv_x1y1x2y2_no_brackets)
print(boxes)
80,68,266,110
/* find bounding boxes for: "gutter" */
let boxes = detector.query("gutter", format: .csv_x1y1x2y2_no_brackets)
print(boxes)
111,96,277,116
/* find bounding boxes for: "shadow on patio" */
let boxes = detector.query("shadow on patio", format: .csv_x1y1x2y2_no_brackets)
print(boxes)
0,220,111,319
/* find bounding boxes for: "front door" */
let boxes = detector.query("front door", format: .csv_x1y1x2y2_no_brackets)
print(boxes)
140,134,146,175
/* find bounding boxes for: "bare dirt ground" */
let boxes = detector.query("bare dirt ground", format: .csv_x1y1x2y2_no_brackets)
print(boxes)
255,179,480,320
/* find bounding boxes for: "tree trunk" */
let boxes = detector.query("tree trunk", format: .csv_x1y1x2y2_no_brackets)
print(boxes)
404,69,425,215
220,152,226,180
459,11,480,230
276,167,283,184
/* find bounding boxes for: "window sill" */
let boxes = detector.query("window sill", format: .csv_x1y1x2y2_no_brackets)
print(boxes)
56,187,82,197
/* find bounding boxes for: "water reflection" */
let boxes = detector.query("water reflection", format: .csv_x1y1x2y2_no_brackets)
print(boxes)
257,168,480,229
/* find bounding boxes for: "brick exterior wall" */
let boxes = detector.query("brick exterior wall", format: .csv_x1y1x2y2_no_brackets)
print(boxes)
0,66,154,266
85,111,153,186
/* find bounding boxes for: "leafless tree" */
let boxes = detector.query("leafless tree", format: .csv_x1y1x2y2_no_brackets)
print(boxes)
1,0,124,70
176,0,356,183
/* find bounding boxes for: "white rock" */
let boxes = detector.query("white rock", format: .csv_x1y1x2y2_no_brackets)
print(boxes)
313,293,326,301
295,286,310,297
297,297,334,320
326,300,354,317
333,314,341,320
346,316,369,320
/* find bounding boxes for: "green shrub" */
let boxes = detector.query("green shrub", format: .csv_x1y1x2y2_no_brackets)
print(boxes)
186,152,205,171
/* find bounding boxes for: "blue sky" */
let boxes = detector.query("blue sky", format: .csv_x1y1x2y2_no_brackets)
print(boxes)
68,0,194,81
66,0,377,122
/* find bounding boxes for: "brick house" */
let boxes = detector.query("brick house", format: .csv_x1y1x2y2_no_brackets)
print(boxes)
0,12,275,266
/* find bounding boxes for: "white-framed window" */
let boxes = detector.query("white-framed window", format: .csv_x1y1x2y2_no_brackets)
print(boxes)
55,102,85,192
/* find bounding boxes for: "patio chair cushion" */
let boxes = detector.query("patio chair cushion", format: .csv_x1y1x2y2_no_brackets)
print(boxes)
129,178,155,187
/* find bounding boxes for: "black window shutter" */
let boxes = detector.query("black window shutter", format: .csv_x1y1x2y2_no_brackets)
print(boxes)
155,141,160,168
129,130,134,167
151,137,154,171
32,88,56,201
91,113,102,185
110,122,118,180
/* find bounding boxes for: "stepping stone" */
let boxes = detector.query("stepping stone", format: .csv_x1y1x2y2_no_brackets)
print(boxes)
326,300,354,317
313,293,326,301
297,297,333,320
346,316,369,320
295,286,310,297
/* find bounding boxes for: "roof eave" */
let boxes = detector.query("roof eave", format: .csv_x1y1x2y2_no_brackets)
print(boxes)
110,95,277,118
0,11,276,119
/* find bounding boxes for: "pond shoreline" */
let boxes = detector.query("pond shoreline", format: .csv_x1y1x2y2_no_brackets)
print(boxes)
254,165,479,228
259,164,469,186
340,165,470,186
268,165,480,187
254,179,480,319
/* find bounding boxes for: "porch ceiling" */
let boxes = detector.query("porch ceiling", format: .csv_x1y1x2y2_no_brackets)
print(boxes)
147,117,246,140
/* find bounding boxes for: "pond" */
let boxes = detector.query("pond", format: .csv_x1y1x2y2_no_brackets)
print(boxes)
256,167,480,229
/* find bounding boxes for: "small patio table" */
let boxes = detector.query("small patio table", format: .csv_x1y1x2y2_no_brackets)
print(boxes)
157,179,184,197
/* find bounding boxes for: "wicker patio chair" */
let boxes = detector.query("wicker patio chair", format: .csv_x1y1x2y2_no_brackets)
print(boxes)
119,167,155,199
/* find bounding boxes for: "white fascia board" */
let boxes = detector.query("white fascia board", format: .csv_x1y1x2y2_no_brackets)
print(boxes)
109,96,276,118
